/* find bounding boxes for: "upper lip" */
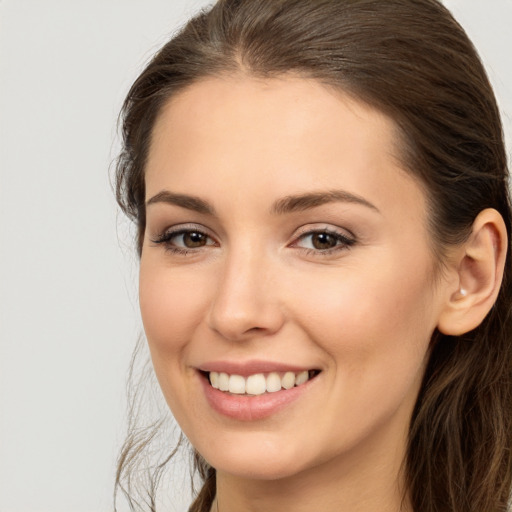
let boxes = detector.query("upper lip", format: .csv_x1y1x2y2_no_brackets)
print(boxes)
197,360,316,377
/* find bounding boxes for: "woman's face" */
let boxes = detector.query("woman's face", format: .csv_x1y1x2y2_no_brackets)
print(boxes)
140,76,449,480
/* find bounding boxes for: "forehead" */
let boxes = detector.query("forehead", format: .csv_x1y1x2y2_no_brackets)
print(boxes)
145,75,425,223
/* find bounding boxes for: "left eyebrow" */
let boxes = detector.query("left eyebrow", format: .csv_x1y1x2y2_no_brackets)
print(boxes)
271,190,380,215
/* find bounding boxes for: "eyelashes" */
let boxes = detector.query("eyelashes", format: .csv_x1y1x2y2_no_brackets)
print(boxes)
151,226,217,255
291,228,355,254
150,224,356,257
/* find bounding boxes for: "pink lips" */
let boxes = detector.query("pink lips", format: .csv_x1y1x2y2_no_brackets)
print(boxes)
198,359,311,377
197,360,318,421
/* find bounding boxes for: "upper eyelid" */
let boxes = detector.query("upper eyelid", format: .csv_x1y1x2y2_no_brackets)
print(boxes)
149,222,356,246
292,224,356,240
151,223,216,238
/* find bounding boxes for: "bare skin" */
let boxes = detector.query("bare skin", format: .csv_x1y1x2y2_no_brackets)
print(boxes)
139,76,506,512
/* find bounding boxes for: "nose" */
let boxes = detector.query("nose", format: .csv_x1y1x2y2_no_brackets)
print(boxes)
207,246,285,341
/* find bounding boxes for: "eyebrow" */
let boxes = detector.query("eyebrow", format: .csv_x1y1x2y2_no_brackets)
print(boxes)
270,190,380,215
145,189,379,216
146,191,215,215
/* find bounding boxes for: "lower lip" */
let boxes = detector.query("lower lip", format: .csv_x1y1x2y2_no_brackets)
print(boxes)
200,373,316,421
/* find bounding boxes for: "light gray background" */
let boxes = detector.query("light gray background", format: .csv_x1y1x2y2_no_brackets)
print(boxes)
0,1,510,511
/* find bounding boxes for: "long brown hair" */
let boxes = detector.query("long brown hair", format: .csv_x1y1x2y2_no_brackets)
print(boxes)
114,1,512,511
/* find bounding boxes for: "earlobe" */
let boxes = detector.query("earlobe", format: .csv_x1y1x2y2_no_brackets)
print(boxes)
437,208,508,336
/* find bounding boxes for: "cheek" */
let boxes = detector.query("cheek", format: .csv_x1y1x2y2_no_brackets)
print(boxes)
300,274,433,447
138,261,215,426
293,257,436,386
139,261,209,361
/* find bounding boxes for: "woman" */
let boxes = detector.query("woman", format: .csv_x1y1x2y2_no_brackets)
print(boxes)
114,1,512,511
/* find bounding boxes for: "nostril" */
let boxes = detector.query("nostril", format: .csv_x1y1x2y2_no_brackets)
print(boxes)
207,274,286,341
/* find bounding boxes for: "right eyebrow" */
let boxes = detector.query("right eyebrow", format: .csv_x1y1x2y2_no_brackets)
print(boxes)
270,189,380,215
145,191,216,215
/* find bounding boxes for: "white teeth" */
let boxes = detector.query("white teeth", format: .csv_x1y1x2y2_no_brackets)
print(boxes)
281,371,295,390
210,371,219,389
229,374,246,394
266,372,282,392
208,369,316,396
295,370,309,386
246,373,266,395
218,372,229,392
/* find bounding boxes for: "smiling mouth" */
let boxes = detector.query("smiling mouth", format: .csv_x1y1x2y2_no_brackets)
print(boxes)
203,370,321,396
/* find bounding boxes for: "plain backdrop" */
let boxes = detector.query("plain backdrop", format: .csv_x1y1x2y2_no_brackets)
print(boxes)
0,1,510,511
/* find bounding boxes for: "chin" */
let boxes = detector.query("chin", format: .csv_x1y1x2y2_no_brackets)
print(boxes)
213,458,302,481
198,435,317,481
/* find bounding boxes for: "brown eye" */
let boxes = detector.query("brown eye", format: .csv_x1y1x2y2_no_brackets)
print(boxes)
152,228,216,253
311,232,338,250
182,231,208,248
292,228,355,254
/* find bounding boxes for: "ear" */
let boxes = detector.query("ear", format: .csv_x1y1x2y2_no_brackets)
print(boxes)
437,208,508,336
